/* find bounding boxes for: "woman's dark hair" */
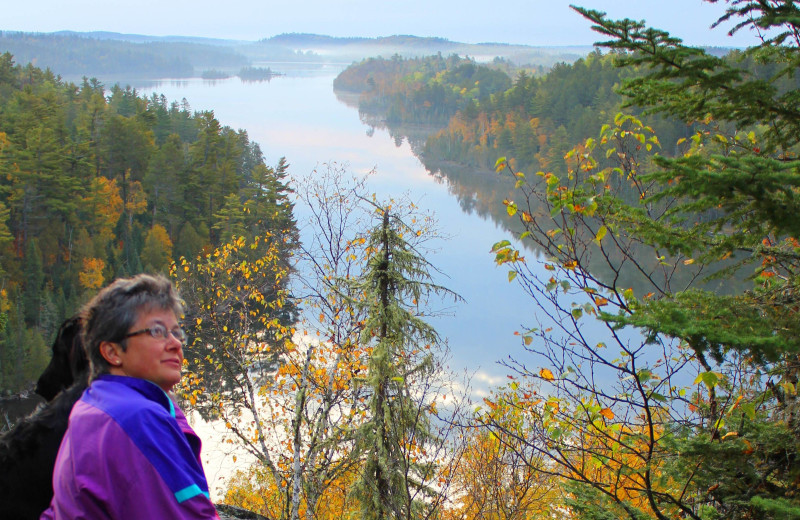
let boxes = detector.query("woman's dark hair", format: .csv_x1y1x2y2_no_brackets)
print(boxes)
81,274,183,380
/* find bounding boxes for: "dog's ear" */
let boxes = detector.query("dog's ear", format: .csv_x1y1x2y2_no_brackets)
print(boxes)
35,315,84,401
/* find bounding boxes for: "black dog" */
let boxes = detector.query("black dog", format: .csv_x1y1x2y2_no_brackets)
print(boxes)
0,316,87,520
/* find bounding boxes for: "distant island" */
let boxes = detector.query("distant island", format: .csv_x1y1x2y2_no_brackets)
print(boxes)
201,66,283,82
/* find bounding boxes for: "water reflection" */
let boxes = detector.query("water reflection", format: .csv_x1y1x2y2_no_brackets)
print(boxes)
134,65,543,397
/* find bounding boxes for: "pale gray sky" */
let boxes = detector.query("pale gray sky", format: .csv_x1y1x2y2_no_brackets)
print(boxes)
3,0,761,47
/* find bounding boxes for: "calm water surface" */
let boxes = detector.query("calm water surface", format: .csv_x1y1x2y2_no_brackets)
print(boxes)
139,64,539,392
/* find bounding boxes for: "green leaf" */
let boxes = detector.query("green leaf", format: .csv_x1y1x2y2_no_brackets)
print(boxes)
740,402,756,420
694,371,721,389
650,392,667,402
508,270,517,282
637,369,652,383
491,240,511,252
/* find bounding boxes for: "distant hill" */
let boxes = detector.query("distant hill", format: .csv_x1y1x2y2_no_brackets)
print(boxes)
51,30,246,46
263,33,457,48
0,30,593,82
249,33,591,67
0,31,248,80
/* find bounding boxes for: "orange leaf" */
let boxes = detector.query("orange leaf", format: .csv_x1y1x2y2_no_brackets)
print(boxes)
742,438,754,454
540,368,555,381
599,408,614,420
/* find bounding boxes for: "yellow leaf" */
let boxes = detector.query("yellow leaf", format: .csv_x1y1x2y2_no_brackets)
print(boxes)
599,408,614,420
540,368,554,381
594,225,607,244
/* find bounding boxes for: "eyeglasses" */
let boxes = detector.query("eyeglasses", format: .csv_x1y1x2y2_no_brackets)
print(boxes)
125,323,187,344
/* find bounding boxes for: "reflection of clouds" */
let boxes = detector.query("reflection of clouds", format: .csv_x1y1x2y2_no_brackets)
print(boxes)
440,369,508,402
473,370,506,387
188,411,256,501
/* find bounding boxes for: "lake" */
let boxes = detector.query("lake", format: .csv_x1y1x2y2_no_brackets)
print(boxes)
138,63,542,395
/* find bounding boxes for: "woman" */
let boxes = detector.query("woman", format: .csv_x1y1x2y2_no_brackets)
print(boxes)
41,274,219,519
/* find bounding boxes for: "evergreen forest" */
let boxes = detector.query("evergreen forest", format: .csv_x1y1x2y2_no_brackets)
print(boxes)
0,53,297,391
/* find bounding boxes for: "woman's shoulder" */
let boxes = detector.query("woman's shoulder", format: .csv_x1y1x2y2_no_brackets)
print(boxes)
84,375,174,419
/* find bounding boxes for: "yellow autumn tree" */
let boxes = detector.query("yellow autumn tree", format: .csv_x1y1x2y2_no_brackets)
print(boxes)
140,223,173,274
176,230,374,520
450,382,561,520
78,257,105,290
82,175,123,251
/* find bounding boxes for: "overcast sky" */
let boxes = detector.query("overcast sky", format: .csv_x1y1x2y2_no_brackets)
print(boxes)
3,1,761,47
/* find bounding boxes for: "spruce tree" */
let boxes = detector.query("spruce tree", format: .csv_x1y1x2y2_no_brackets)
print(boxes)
571,2,800,361
348,206,458,520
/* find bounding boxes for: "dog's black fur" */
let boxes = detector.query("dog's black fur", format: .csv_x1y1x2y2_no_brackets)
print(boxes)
0,316,87,520
34,316,86,401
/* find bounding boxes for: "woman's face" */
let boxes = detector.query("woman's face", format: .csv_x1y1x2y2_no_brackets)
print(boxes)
110,307,184,392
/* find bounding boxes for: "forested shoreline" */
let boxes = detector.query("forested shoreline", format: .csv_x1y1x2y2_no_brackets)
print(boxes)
335,47,800,289
0,52,297,391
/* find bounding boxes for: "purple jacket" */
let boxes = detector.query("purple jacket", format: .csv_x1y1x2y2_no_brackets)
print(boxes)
41,375,219,519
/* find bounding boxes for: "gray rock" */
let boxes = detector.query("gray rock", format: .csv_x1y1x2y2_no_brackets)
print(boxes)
216,503,270,520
